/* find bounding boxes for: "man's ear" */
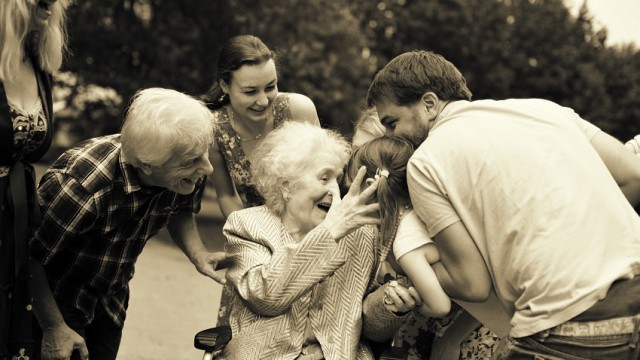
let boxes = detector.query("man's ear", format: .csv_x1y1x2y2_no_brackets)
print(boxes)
139,162,153,176
421,92,440,114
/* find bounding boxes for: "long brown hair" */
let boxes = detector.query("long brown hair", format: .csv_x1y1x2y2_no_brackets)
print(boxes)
202,34,276,109
346,136,414,248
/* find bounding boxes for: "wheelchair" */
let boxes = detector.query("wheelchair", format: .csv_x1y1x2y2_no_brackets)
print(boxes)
193,325,408,360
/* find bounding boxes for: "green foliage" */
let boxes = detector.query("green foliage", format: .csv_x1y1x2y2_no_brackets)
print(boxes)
56,0,640,144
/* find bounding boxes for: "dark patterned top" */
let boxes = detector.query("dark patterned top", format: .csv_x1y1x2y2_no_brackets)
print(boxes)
1,99,48,174
29,135,206,326
212,93,292,207
0,60,53,358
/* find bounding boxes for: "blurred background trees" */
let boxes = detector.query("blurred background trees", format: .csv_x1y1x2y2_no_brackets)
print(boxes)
51,0,640,158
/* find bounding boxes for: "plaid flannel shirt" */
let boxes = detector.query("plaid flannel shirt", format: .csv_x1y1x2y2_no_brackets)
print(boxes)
30,134,205,326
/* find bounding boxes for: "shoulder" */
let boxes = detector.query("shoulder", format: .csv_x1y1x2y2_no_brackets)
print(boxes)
225,206,280,234
278,92,319,125
49,134,122,193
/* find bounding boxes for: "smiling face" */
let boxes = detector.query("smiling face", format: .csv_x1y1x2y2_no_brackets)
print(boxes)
223,59,278,124
29,0,56,30
282,153,345,237
146,145,214,195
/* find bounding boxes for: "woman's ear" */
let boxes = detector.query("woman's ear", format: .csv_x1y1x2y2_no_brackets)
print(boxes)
280,179,291,201
220,79,230,94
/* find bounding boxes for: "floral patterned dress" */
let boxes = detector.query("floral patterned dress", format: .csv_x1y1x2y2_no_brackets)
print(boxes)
212,93,293,326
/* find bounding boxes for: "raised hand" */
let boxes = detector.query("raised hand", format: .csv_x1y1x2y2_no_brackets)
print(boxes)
323,166,380,240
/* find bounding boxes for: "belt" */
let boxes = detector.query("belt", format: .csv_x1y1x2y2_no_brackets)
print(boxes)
548,315,639,337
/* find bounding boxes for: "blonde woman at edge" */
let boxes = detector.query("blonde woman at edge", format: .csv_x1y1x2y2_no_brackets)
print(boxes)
0,1,71,358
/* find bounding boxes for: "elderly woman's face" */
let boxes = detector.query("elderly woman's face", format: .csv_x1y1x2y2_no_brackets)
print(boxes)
284,153,345,234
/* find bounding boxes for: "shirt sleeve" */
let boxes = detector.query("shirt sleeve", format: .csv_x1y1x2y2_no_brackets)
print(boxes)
30,171,98,265
625,135,640,155
393,210,433,261
567,107,601,142
407,154,461,238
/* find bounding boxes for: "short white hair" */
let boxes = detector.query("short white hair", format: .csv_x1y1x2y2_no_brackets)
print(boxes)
121,88,215,167
250,122,351,216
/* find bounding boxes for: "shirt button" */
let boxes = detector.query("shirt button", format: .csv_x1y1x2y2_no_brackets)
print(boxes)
26,304,32,311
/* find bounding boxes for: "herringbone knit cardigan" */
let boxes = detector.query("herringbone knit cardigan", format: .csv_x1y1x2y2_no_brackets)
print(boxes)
220,206,407,359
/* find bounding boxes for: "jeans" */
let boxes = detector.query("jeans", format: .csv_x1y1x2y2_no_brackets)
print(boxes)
494,276,640,360
32,301,123,360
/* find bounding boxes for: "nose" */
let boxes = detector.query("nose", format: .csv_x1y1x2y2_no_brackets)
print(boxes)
198,154,214,176
256,92,269,107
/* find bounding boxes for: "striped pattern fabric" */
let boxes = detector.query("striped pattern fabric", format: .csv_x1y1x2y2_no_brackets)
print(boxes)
30,134,205,326
220,206,406,360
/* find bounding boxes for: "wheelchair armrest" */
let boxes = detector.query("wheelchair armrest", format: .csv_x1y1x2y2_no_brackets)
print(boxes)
194,326,232,352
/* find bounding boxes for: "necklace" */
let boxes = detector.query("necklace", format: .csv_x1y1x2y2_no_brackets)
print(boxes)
229,107,268,142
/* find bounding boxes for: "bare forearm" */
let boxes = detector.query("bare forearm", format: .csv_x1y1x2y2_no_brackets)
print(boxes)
30,258,65,329
431,261,488,302
167,211,207,261
218,195,244,219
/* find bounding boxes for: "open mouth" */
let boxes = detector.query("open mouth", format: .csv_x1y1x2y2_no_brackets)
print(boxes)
317,202,331,213
182,177,201,185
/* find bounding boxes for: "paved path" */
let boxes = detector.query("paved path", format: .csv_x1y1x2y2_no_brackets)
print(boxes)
118,190,227,360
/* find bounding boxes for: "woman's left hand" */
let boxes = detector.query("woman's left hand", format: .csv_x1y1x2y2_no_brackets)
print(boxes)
383,277,422,314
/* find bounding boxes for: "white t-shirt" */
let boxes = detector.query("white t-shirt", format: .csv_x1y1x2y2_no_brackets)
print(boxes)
408,99,640,337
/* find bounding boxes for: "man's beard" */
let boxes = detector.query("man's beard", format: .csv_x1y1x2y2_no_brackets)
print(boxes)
405,112,431,148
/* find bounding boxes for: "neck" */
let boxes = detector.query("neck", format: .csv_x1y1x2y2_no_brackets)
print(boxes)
229,106,268,141
281,214,309,243
428,100,451,132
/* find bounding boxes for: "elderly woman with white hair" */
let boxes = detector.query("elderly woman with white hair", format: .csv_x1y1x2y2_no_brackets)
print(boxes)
219,122,421,360
0,0,71,358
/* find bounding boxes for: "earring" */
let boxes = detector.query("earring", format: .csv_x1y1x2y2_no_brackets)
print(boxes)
218,93,227,103
284,194,291,202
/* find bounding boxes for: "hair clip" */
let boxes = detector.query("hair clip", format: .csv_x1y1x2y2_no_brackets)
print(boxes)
375,168,389,179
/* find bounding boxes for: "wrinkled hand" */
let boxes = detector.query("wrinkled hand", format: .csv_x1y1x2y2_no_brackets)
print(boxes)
323,166,380,240
383,277,422,314
193,251,228,284
41,323,89,360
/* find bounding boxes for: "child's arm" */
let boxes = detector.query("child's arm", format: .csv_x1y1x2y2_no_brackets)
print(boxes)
398,243,451,317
